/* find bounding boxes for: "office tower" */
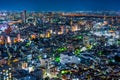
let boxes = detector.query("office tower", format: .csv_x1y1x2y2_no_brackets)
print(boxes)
22,10,26,24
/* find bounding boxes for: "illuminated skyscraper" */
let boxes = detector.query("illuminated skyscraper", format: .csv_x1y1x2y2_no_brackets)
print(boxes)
22,10,27,24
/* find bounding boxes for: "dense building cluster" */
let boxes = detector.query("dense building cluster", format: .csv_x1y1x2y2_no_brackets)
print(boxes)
0,11,120,80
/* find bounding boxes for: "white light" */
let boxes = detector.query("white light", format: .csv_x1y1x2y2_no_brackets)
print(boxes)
29,66,34,72
78,58,81,61
9,68,11,70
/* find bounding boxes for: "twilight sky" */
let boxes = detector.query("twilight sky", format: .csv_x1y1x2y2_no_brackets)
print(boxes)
0,0,120,11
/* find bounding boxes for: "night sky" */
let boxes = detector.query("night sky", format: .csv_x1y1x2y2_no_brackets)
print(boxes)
0,0,120,11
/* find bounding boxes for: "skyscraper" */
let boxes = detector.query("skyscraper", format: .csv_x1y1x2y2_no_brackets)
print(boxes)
22,10,27,24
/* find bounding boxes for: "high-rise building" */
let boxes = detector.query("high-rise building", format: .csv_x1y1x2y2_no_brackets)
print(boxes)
22,10,27,24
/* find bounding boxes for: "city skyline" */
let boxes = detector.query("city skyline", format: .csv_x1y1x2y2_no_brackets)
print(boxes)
0,0,120,11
